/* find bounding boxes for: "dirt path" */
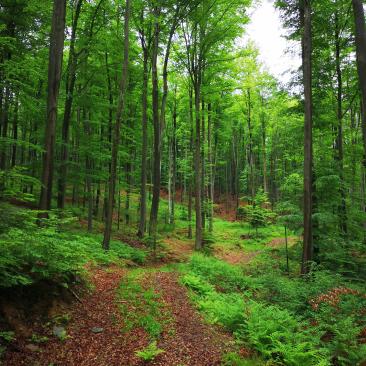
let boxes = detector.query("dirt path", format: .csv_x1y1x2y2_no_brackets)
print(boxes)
4,266,147,366
146,271,235,366
4,265,236,366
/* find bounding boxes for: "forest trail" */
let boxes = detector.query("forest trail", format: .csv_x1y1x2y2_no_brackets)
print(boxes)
4,259,239,366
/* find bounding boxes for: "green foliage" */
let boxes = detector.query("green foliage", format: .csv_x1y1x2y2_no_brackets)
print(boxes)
118,270,169,340
180,273,215,296
235,302,328,366
0,206,146,288
181,249,366,366
0,331,15,342
186,253,256,292
222,353,266,366
0,166,41,202
135,341,165,361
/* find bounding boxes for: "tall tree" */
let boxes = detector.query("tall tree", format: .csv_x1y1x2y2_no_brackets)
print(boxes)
102,0,130,250
301,0,313,274
57,0,83,209
39,0,67,211
352,0,366,167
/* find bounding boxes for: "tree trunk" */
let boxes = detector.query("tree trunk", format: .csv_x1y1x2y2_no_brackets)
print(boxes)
39,0,66,211
334,10,347,235
261,96,268,193
194,80,203,249
188,87,194,239
301,0,314,274
138,46,149,237
201,99,205,229
102,0,130,250
11,94,18,167
352,0,366,177
148,10,161,240
208,102,214,232
57,0,83,209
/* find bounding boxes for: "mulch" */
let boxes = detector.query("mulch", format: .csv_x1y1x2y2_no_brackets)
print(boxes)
3,266,147,366
145,271,235,366
3,266,238,366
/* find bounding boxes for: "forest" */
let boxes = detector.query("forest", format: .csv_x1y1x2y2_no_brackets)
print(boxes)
0,0,366,365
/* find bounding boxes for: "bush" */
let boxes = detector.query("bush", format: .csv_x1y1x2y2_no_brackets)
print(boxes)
0,206,146,288
135,341,164,361
186,253,257,292
235,302,329,366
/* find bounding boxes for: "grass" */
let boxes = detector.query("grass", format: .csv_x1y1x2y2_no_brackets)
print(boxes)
179,252,366,366
117,268,173,340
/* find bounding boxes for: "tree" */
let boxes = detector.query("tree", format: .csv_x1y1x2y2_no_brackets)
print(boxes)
102,0,130,250
301,0,313,274
39,0,67,211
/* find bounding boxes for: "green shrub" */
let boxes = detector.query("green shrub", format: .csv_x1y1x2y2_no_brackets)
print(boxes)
198,292,246,332
236,302,329,366
0,207,146,288
135,341,164,361
180,273,215,296
187,254,256,292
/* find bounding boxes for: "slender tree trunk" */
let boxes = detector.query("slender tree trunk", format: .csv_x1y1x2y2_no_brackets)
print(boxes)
188,88,194,239
149,7,177,237
261,97,268,193
352,1,366,191
247,89,255,203
208,102,214,232
194,79,203,249
39,0,66,211
57,0,83,209
0,86,10,171
138,47,149,237
149,11,161,240
102,0,130,250
334,11,347,235
170,92,177,224
201,99,206,229
11,94,18,167
301,0,314,274
84,111,93,232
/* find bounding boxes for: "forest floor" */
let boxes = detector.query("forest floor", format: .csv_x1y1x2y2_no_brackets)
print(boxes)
3,236,253,366
2,198,296,366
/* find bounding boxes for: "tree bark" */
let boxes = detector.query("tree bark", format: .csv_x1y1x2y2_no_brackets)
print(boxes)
301,0,314,274
334,11,347,234
148,9,161,239
352,0,366,169
57,0,83,209
102,0,130,250
138,41,149,237
39,0,67,211
194,79,203,249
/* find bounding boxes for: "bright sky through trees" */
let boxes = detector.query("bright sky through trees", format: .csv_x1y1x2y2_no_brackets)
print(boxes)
243,0,301,84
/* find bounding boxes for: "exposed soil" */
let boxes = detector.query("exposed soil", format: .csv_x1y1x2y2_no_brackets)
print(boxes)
214,246,261,265
3,266,148,366
144,271,238,366
3,264,240,366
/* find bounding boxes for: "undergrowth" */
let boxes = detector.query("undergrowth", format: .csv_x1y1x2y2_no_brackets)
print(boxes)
117,269,172,340
0,204,146,288
181,253,366,366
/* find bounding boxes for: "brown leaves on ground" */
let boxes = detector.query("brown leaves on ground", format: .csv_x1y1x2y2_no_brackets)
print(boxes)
144,271,235,366
4,266,147,366
214,246,260,265
4,266,236,366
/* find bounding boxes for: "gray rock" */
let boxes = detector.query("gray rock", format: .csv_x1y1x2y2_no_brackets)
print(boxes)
25,344,40,352
91,327,104,334
52,326,66,339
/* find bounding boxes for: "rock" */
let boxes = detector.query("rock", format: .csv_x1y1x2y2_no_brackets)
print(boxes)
25,344,40,352
91,327,104,334
53,326,66,339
